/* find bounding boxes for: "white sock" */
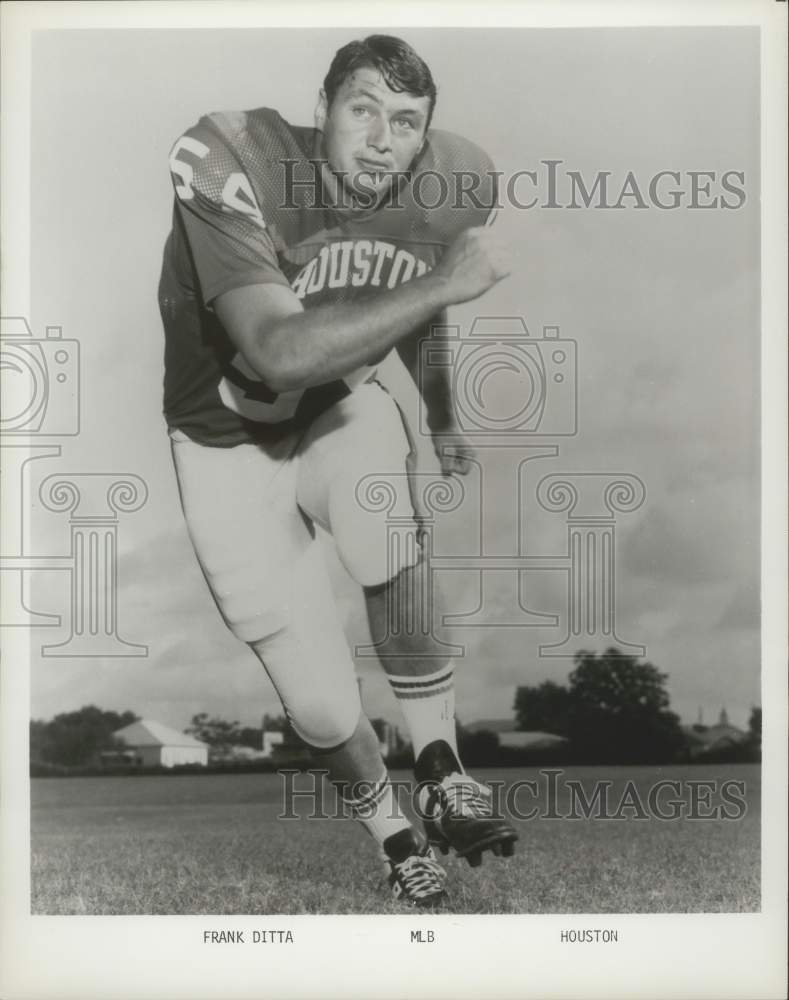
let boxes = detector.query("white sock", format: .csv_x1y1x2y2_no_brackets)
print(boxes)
341,770,411,846
386,664,459,761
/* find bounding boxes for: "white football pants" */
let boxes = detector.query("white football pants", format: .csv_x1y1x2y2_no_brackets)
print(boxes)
170,382,421,748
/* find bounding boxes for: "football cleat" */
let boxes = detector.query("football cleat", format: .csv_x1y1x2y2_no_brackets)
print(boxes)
382,827,448,908
415,741,518,868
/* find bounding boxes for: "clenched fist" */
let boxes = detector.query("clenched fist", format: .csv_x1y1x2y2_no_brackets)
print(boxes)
433,226,511,305
434,430,477,478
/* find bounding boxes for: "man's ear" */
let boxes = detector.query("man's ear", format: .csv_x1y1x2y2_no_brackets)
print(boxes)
315,89,328,131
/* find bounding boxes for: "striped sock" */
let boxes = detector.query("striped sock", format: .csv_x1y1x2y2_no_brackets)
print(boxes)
340,770,411,846
386,664,460,762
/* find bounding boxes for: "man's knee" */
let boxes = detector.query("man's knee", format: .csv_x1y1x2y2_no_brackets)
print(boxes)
361,550,426,598
348,532,423,588
332,476,424,586
249,631,362,749
223,592,292,643
287,692,362,750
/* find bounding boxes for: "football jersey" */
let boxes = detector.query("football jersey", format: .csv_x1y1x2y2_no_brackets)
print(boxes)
158,107,496,447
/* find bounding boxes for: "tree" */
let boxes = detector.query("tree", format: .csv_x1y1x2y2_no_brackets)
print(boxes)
30,706,139,766
30,719,51,763
513,648,685,764
237,726,263,750
513,680,572,736
262,713,300,747
185,713,242,748
184,713,301,752
747,706,762,760
566,648,684,764
455,719,500,767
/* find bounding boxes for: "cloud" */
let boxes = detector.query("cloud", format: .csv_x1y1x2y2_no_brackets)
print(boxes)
622,505,723,584
717,581,760,631
621,479,757,586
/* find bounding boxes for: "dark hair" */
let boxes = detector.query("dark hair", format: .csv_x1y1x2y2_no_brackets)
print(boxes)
323,35,437,130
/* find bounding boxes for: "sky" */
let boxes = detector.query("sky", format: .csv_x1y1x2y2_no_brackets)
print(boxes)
19,25,761,734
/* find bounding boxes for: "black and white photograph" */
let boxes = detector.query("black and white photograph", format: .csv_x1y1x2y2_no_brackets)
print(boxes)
1,2,786,998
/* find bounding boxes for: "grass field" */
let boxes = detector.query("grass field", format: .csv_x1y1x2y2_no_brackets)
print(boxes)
31,764,760,915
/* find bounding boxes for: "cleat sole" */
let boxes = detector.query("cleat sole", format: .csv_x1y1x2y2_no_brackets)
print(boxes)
457,831,519,866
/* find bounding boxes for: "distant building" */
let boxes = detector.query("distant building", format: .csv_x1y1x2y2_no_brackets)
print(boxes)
112,719,208,768
370,718,405,759
466,719,569,750
210,743,268,763
683,707,747,757
357,678,405,759
262,731,284,756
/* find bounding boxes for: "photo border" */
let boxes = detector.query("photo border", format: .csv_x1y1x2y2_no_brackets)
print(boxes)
1,2,786,998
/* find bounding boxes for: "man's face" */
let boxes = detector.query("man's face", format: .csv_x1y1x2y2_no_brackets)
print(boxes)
316,67,431,203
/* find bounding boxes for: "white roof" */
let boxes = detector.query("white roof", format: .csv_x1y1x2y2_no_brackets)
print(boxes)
467,718,519,734
113,719,207,748
499,731,569,747
467,718,566,739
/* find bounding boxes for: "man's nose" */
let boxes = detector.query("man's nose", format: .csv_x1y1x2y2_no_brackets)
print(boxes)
367,115,392,153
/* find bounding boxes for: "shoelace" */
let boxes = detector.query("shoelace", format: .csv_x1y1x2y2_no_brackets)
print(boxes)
392,852,446,899
442,778,492,819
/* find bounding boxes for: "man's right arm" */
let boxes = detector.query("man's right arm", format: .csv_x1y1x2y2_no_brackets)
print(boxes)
213,226,510,394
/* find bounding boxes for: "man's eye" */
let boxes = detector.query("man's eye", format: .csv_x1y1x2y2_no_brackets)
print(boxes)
394,118,415,131
352,106,372,118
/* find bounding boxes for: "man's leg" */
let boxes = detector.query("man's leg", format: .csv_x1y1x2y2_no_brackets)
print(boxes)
243,543,415,855
295,387,517,866
363,565,460,760
170,429,446,905
252,609,447,908
364,562,517,866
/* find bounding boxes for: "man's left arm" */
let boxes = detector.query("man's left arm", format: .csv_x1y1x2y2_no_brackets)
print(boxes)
396,314,476,477
394,132,499,476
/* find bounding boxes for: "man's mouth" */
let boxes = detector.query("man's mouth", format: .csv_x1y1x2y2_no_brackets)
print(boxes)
356,158,391,176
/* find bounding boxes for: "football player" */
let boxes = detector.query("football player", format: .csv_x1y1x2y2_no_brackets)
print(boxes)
159,34,516,907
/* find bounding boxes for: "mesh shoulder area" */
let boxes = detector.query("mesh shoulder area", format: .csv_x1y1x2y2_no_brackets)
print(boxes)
168,108,312,230
168,115,245,208
414,129,499,237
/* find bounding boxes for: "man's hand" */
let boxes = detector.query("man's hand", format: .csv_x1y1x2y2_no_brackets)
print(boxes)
433,428,477,478
432,227,511,305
